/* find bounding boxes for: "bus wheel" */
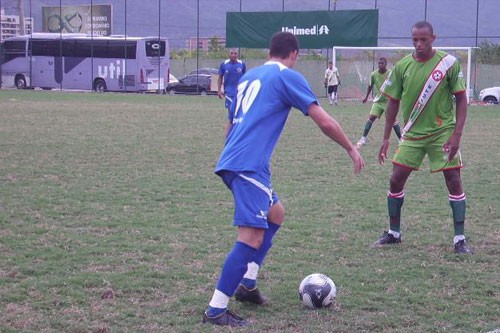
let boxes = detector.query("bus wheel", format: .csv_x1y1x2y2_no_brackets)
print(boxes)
94,79,107,92
15,75,27,89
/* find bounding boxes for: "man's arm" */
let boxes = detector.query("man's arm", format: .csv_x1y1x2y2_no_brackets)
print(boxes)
217,74,224,99
363,84,374,103
443,91,467,160
308,103,364,175
378,97,400,164
224,121,232,137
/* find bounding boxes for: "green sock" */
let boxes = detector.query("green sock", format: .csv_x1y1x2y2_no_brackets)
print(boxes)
449,195,466,236
362,120,373,137
388,192,405,233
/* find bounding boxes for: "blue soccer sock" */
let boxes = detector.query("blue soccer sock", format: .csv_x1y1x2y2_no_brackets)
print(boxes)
241,222,280,290
217,241,257,295
207,241,257,317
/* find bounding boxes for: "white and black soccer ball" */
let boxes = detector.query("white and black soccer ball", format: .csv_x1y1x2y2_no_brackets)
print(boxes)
298,273,336,309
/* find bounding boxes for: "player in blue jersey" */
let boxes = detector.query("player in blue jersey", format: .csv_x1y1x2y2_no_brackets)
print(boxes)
218,49,247,135
203,32,365,327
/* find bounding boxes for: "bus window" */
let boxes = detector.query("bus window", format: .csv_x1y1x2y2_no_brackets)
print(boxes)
107,40,136,59
30,39,62,56
2,40,27,63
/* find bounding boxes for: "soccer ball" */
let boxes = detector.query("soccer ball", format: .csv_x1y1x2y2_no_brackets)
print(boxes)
298,273,336,309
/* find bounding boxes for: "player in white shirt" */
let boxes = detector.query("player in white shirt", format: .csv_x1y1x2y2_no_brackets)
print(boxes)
324,61,341,105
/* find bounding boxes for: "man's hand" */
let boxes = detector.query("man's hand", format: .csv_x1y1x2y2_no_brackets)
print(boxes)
443,133,461,161
378,139,390,165
217,91,224,99
362,97,368,104
347,147,365,175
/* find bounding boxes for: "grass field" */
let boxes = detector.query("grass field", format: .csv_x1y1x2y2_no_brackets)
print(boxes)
0,90,499,333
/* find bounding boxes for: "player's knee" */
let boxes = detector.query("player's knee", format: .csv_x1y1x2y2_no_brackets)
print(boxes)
443,170,463,192
389,175,406,193
268,202,285,225
238,227,265,249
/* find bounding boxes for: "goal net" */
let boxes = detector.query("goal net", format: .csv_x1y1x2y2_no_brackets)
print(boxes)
332,46,474,102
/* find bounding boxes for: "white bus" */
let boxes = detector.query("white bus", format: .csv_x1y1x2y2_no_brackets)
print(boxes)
0,33,169,92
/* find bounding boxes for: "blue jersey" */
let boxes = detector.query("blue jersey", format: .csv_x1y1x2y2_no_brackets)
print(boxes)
215,61,318,178
219,59,246,97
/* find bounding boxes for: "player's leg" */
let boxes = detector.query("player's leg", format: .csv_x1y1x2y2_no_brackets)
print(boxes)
332,85,339,104
204,172,269,326
443,169,466,238
372,143,424,247
327,86,334,104
240,199,283,289
236,198,283,304
224,98,233,136
428,130,471,254
387,164,412,234
204,226,262,326
442,169,470,253
357,109,379,147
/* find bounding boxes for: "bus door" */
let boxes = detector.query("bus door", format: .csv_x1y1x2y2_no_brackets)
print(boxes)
30,39,63,89
0,39,30,88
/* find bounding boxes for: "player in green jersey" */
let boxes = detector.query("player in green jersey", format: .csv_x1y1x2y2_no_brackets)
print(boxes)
373,21,472,254
356,57,402,147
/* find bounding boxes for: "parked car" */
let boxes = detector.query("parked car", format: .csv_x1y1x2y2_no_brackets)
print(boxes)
479,86,500,104
166,74,213,95
188,67,219,76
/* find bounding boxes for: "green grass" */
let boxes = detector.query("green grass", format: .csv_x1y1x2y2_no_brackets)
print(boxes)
0,90,499,333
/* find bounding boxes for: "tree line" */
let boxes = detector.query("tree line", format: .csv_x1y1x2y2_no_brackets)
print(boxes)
170,36,500,65
475,41,500,64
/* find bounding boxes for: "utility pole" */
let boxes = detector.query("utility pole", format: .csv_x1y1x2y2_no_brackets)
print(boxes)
18,0,25,35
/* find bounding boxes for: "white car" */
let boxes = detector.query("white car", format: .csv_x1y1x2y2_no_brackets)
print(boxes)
479,87,500,104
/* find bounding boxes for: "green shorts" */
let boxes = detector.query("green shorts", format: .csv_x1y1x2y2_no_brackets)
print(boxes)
369,101,386,118
393,128,463,172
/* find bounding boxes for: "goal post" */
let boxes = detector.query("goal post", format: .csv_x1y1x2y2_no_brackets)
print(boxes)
332,46,474,103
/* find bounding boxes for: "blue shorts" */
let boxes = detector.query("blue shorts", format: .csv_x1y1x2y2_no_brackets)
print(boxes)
218,170,279,229
224,95,234,110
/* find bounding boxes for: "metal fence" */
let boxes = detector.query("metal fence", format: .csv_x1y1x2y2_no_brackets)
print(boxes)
2,0,500,95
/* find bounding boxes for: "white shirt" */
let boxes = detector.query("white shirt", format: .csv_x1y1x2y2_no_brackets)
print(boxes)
325,66,340,86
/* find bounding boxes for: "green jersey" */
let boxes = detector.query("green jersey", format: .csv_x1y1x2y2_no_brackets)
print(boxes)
370,69,391,104
382,50,466,140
